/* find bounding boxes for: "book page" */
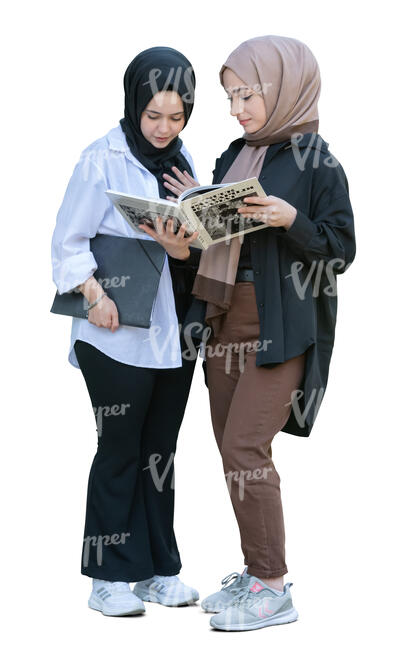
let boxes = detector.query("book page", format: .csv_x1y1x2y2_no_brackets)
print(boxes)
106,190,183,234
181,178,268,245
178,183,232,202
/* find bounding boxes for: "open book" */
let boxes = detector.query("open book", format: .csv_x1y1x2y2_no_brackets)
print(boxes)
105,177,269,250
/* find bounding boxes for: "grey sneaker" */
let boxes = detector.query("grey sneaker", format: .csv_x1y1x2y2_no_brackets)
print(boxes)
201,568,251,613
210,576,298,631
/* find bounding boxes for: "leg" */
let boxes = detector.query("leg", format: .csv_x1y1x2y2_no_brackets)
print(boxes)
204,282,262,452
139,331,197,575
74,340,159,582
205,335,240,452
220,350,306,580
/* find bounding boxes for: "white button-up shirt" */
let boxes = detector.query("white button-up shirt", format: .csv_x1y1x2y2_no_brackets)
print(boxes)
51,123,198,369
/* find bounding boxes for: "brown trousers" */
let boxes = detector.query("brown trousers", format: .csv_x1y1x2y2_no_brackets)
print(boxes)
205,282,306,578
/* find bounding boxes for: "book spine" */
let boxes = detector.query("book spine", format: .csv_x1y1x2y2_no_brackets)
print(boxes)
180,205,210,250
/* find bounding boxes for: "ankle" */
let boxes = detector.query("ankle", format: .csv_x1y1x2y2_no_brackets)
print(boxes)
260,576,284,591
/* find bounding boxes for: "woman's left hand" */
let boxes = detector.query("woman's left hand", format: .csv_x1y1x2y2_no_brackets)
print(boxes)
138,217,199,260
237,195,297,230
162,166,200,202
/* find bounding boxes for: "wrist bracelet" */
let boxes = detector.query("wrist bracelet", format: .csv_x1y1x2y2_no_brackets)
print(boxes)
87,292,107,311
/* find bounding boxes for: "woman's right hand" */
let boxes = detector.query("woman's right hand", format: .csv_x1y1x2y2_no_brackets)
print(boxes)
162,166,200,201
78,276,119,332
87,295,119,332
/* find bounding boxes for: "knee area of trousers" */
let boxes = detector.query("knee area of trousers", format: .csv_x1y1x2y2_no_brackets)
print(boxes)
221,450,278,486
220,441,267,470
141,451,176,475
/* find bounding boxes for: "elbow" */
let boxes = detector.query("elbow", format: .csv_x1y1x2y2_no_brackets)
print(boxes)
337,236,356,274
51,251,97,295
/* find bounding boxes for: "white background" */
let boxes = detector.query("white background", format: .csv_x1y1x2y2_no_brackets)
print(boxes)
2,1,405,648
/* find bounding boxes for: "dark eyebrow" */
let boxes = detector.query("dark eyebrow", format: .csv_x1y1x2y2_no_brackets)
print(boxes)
145,109,185,116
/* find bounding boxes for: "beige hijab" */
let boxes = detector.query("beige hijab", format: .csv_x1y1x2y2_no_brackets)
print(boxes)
192,35,321,336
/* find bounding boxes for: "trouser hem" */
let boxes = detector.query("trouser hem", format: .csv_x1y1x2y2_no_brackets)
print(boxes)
247,565,288,579
82,562,182,582
149,563,183,577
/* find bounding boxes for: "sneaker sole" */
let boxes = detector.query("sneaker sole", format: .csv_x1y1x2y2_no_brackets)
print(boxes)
88,596,145,616
210,607,299,631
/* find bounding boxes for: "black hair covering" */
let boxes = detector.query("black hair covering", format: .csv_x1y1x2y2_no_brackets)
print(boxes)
119,46,201,326
119,46,196,200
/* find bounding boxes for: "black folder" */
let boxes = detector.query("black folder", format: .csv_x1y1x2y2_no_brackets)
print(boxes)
50,234,166,328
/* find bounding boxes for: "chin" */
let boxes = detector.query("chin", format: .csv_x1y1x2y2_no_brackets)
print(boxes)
155,138,175,148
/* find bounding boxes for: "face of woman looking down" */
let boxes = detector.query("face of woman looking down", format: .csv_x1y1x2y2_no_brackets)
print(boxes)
140,91,185,148
222,67,267,134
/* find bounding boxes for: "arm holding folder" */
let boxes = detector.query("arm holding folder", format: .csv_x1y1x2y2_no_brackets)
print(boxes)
51,157,199,331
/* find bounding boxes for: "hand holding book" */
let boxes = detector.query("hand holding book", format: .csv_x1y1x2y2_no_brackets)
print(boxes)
238,195,298,230
163,168,297,231
138,216,199,260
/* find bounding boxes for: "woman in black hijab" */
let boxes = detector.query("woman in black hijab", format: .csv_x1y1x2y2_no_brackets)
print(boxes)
120,46,195,190
52,47,201,617
120,47,202,322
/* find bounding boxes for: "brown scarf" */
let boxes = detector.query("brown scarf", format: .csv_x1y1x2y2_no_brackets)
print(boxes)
192,35,321,336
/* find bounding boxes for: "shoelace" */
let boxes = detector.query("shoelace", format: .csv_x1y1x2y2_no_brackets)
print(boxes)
221,572,244,592
229,589,258,607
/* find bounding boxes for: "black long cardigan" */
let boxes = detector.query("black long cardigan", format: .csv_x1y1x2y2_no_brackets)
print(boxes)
183,132,356,437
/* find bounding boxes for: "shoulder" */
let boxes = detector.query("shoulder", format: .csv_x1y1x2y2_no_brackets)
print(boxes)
180,141,194,166
75,124,125,180
77,126,112,157
284,133,350,197
79,126,116,159
215,137,245,164
212,137,245,180
309,138,350,198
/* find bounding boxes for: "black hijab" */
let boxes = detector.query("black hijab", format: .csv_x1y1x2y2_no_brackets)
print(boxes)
119,46,196,199
120,46,200,324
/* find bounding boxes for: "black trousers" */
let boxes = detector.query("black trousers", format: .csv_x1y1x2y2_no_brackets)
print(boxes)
74,332,197,582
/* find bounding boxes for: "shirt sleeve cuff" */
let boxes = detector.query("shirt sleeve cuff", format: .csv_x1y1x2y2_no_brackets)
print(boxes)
168,253,191,265
53,252,98,294
278,209,318,248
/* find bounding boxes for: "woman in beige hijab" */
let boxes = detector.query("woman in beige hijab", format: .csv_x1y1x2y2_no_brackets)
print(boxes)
163,34,356,631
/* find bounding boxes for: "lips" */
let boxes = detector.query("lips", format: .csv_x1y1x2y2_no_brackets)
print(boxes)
239,119,251,125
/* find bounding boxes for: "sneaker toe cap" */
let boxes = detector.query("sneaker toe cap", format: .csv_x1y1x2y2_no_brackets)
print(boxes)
201,593,229,612
190,587,200,601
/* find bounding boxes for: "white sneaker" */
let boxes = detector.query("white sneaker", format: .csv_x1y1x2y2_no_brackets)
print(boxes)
134,574,199,607
89,579,145,616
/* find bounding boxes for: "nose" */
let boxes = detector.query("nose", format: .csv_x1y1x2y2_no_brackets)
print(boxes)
157,118,171,135
230,96,245,117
